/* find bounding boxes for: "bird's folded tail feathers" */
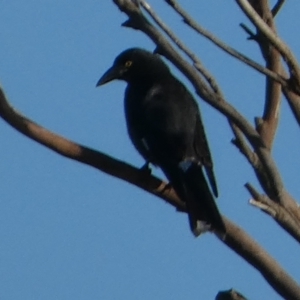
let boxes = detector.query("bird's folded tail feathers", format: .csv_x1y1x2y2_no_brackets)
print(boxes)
181,161,226,236
161,160,226,237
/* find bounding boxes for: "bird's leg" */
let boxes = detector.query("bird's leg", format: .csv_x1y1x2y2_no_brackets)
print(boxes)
162,182,173,192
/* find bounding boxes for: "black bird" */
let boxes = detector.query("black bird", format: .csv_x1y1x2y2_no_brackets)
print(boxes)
96,48,225,236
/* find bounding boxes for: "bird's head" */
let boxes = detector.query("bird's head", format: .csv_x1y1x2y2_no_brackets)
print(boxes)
96,48,170,87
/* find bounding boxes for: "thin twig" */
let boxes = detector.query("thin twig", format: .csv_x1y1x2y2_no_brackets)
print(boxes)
231,123,257,167
283,87,300,127
240,23,257,40
272,0,286,17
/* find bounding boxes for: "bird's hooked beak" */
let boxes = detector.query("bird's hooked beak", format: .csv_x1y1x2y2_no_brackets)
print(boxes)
96,65,124,87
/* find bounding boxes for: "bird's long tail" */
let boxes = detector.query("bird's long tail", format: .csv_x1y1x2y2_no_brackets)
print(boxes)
161,160,225,237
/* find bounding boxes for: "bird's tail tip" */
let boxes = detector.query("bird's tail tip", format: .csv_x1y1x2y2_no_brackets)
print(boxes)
191,219,227,238
191,220,210,237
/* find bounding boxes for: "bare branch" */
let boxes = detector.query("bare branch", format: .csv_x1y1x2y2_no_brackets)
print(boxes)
231,123,257,167
220,217,300,300
114,0,267,145
230,125,299,228
240,2,300,224
165,0,287,86
283,87,300,127
166,0,284,150
236,0,300,88
1,70,300,299
0,85,182,210
245,183,300,243
246,1,283,150
240,23,256,40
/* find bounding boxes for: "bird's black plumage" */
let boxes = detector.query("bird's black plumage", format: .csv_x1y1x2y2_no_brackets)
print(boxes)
97,48,225,236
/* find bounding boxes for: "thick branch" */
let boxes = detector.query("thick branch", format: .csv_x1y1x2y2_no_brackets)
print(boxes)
0,86,181,210
220,218,300,300
1,79,300,299
247,0,282,150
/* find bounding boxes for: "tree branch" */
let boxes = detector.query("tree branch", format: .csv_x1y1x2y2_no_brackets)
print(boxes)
246,183,300,243
0,85,181,210
248,0,282,150
272,0,286,17
231,123,258,167
1,74,300,299
283,87,300,127
236,0,300,91
220,217,300,300
240,1,300,226
165,0,287,86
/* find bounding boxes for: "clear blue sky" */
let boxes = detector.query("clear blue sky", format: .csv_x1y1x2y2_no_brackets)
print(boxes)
1,1,300,299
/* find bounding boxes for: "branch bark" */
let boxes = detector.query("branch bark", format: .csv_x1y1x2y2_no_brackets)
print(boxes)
242,0,281,150
1,85,300,299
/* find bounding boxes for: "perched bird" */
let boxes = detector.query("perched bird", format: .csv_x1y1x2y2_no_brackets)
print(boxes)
96,48,225,236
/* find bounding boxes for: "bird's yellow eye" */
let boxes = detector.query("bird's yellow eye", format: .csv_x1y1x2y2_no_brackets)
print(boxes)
125,60,132,68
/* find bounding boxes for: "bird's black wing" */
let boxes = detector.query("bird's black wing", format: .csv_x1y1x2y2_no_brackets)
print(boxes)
141,82,196,164
167,81,218,198
124,84,158,165
140,81,225,235
193,112,219,197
